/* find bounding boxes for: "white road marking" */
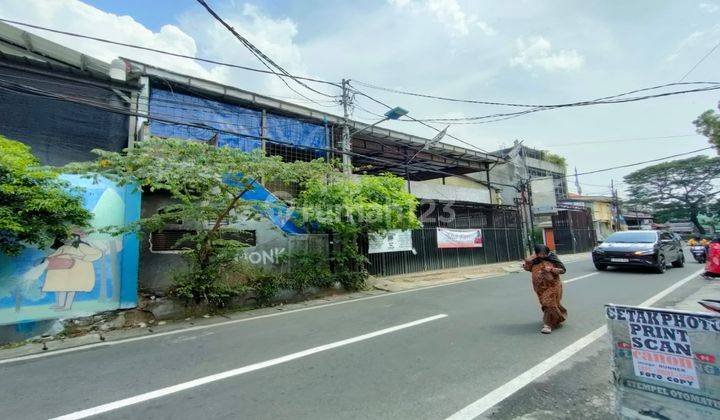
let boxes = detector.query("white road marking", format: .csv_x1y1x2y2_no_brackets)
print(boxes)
49,314,447,420
563,272,599,284
444,268,704,420
0,259,590,366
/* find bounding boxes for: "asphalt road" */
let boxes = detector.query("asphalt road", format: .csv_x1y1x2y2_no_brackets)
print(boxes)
0,256,707,420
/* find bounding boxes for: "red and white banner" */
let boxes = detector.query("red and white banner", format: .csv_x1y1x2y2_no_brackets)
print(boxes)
436,228,483,248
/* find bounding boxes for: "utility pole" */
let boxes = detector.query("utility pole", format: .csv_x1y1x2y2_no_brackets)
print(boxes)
341,78,352,175
574,167,582,196
610,178,622,231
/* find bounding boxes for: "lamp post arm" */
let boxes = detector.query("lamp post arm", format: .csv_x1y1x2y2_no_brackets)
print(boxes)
349,117,389,138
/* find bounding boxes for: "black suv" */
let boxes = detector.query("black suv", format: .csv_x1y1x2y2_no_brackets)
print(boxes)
592,230,684,273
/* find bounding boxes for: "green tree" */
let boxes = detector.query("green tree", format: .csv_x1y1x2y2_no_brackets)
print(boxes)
67,137,332,305
540,151,567,168
694,103,720,154
297,173,421,290
0,136,91,255
624,155,720,234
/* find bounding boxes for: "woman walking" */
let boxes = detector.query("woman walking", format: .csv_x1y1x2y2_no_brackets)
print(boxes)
523,244,567,334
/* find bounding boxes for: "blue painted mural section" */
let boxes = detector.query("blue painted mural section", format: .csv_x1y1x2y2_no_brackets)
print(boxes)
0,175,141,327
148,89,262,152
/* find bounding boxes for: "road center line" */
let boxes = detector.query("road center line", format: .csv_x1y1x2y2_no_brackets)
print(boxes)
48,314,447,420
563,272,599,284
444,268,704,420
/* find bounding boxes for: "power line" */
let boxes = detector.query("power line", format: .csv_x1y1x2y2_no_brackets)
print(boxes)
539,146,716,180
679,39,720,82
542,134,701,148
0,17,341,88
0,78,490,182
349,87,502,158
408,84,720,123
0,71,341,129
353,79,720,109
0,67,342,111
194,0,336,106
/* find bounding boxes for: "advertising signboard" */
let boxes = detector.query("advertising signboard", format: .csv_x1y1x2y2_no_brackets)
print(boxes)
530,177,558,215
606,304,720,419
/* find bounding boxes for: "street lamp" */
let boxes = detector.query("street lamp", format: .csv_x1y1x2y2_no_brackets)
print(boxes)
342,106,408,174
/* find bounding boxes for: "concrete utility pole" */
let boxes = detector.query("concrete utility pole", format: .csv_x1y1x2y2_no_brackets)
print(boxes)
610,178,622,230
341,78,352,175
574,167,582,195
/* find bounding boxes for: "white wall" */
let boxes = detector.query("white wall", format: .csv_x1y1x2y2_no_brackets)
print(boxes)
409,180,492,204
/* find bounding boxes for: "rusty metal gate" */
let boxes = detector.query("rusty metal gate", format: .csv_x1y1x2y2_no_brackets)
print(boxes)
552,207,597,254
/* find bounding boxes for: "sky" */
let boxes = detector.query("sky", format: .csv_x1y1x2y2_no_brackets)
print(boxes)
1,0,718,196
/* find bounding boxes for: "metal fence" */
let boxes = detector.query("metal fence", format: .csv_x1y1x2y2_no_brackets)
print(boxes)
361,202,525,277
552,208,597,254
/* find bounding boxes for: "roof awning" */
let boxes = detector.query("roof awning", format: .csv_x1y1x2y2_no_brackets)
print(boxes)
350,134,493,181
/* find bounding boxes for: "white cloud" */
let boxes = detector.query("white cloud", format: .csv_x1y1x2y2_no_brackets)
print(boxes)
476,21,497,36
0,0,211,78
699,2,720,13
179,3,310,97
0,0,326,102
388,0,495,37
665,24,720,62
510,36,584,71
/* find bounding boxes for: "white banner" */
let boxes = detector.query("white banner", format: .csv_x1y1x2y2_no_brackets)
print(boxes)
368,230,413,254
436,228,483,248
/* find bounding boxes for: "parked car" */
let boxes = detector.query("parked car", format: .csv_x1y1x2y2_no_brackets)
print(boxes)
592,230,684,273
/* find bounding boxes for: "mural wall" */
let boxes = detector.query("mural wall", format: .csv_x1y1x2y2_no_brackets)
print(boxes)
0,175,141,326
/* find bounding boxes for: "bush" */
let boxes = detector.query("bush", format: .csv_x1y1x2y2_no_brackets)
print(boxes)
280,251,334,292
172,250,287,308
247,270,285,305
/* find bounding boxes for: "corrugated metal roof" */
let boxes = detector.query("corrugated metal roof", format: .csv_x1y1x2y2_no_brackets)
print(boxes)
0,20,110,80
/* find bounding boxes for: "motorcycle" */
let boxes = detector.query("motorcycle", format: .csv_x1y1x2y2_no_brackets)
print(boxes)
691,245,707,263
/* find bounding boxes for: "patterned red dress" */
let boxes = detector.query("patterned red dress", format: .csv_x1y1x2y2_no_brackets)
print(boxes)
523,258,568,328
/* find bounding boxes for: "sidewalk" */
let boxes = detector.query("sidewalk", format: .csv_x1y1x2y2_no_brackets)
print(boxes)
671,275,720,313
369,252,591,292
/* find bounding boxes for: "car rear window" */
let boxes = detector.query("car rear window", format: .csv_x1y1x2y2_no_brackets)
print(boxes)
605,232,657,243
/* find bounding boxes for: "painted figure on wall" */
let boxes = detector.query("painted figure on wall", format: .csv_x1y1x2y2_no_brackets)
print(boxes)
41,233,102,311
0,175,140,327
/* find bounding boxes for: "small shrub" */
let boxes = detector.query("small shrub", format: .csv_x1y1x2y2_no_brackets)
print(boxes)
247,270,285,305
280,251,333,292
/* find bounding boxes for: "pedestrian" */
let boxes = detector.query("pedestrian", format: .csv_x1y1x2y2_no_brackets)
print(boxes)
523,244,568,334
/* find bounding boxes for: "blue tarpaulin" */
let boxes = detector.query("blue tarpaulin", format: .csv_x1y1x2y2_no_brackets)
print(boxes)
149,89,262,152
147,88,329,235
149,89,328,152
265,112,327,153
